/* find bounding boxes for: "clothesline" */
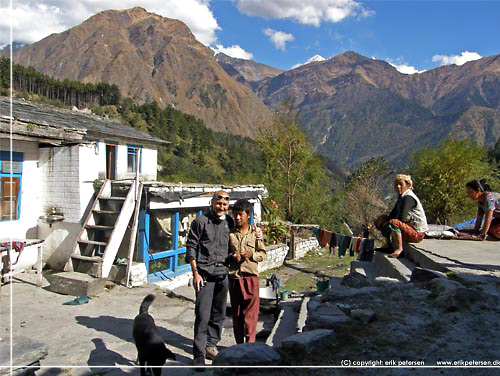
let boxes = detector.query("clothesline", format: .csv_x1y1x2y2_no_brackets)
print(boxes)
312,227,375,261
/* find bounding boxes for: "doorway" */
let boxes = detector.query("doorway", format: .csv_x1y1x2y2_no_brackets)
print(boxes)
105,144,116,180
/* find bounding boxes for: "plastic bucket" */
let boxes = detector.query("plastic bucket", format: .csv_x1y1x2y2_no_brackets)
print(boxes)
279,290,288,301
316,280,329,293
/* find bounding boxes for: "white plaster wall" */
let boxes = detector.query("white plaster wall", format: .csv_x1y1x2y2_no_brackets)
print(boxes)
96,142,107,180
38,220,81,270
79,144,101,218
141,148,157,181
0,140,40,239
115,144,157,181
115,144,128,180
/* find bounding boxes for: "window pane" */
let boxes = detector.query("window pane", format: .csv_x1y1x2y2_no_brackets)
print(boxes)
149,212,173,252
149,257,171,274
177,253,186,268
178,210,199,248
0,177,20,220
127,147,137,173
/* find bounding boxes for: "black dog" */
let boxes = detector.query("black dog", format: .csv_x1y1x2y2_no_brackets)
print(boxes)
133,294,176,376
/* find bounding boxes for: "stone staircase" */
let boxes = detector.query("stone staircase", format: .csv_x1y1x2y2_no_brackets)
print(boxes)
352,242,448,283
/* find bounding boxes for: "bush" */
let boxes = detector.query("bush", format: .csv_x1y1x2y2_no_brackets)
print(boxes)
409,139,499,224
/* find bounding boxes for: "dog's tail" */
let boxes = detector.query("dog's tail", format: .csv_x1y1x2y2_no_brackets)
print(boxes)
139,294,155,314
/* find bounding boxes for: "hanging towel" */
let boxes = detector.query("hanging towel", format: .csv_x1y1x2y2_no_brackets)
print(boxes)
312,227,320,242
338,235,351,257
329,232,337,254
348,237,358,256
320,230,332,248
355,237,362,255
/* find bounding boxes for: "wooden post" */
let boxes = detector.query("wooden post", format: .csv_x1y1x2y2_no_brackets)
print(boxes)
287,231,296,260
125,182,143,288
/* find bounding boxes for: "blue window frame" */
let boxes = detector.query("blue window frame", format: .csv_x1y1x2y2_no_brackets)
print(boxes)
140,209,202,282
127,145,142,174
0,151,23,221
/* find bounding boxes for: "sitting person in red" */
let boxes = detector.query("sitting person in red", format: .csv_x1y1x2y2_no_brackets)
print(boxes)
228,199,266,344
374,174,428,258
465,180,500,240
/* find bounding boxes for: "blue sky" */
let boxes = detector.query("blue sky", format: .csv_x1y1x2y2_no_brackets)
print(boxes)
2,0,500,74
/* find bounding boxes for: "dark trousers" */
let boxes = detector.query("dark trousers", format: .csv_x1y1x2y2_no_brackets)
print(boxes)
229,275,260,344
193,276,228,358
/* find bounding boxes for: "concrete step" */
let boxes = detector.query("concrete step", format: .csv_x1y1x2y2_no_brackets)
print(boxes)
46,271,106,296
296,295,310,333
350,260,380,280
405,244,448,272
265,298,301,347
372,251,415,282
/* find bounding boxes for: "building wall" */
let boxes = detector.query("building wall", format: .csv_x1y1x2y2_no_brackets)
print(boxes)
103,143,157,181
78,144,101,219
96,142,107,180
141,148,157,181
40,145,82,223
0,140,40,239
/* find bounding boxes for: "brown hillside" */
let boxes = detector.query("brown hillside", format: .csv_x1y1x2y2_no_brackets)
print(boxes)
254,51,500,168
10,7,271,137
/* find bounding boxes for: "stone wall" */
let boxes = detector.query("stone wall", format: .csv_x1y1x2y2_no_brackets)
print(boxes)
258,237,320,273
258,244,290,273
294,237,320,259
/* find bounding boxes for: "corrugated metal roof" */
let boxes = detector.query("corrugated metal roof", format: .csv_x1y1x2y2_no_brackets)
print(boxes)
0,97,168,146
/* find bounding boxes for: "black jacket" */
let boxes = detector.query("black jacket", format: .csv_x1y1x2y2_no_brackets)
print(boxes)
185,209,235,275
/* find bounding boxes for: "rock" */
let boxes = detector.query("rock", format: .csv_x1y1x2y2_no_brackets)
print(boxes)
429,278,476,311
279,329,333,352
374,276,402,284
320,285,379,302
306,302,350,329
350,309,375,323
213,343,282,366
429,278,464,294
410,267,448,283
0,336,48,374
341,271,373,288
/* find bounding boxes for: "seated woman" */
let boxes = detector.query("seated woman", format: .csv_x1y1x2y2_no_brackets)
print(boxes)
465,180,500,240
374,174,428,258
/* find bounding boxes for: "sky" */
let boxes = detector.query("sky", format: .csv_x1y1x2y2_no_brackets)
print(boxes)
1,0,500,74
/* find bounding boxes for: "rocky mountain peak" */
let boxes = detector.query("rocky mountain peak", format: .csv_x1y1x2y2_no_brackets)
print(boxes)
9,7,271,137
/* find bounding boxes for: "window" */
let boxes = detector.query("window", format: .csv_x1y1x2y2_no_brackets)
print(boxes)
144,209,202,280
0,151,23,221
127,146,142,174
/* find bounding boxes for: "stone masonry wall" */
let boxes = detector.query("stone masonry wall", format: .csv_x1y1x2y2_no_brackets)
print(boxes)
258,244,289,273
258,237,320,273
294,237,320,259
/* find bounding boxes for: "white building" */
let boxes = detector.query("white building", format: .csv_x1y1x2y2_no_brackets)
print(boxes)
0,97,165,270
1,97,268,285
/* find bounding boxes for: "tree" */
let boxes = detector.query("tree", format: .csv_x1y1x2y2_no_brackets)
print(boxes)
342,157,391,233
409,139,499,225
257,99,337,225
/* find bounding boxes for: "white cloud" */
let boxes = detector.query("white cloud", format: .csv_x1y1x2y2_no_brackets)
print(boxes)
237,0,374,26
212,44,253,60
432,51,482,66
384,57,424,75
0,0,220,46
390,63,423,75
292,54,326,69
263,28,294,51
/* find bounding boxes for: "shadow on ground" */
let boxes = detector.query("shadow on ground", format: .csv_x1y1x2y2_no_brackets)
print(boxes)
75,316,193,364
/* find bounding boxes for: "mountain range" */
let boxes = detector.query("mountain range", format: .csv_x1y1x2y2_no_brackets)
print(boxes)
220,51,500,168
6,7,271,137
6,7,500,170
